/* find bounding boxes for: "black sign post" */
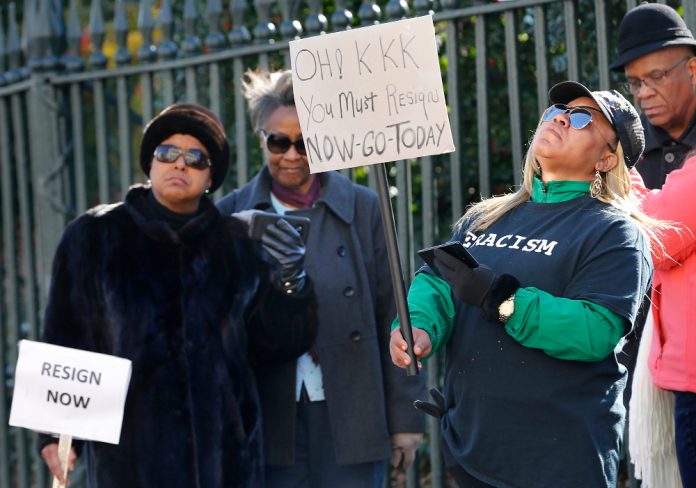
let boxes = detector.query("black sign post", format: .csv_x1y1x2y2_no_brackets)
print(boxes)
374,162,418,376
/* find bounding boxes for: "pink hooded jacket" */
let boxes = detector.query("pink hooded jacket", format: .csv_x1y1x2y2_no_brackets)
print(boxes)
632,156,696,392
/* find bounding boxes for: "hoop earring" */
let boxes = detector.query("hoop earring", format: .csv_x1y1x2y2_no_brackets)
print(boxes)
590,170,603,198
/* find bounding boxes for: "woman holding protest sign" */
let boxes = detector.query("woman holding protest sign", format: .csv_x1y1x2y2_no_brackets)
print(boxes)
217,69,425,487
390,82,665,487
38,103,317,487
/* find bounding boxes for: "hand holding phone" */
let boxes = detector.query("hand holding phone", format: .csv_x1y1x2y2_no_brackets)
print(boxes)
246,211,311,242
417,242,479,269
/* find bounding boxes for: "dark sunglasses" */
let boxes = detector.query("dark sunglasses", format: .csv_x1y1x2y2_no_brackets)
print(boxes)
262,131,306,156
542,104,596,129
153,144,211,170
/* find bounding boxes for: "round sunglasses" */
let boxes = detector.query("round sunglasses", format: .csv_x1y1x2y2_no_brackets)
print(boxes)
262,131,307,156
542,104,597,129
153,144,211,170
542,103,616,150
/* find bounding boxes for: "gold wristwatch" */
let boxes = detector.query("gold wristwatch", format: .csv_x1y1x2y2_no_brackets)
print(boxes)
498,293,516,323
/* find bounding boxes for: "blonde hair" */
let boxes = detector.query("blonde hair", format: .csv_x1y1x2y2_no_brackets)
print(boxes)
456,118,667,252
241,69,295,132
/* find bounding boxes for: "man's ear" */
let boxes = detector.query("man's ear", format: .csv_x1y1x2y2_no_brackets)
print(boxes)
688,56,696,86
596,150,618,173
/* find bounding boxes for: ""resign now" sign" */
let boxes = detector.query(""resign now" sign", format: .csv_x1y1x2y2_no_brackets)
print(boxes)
9,340,132,444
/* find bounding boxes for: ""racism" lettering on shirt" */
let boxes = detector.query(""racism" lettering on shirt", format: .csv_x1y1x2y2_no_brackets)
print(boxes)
462,232,558,256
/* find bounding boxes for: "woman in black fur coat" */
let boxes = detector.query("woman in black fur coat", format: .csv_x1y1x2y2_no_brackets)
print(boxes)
38,103,317,487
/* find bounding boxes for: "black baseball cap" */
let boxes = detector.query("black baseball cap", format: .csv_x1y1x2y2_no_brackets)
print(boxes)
548,81,645,168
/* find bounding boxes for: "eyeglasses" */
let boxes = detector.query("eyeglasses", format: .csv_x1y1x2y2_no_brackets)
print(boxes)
153,144,211,170
262,131,306,156
542,104,596,129
542,104,616,150
621,57,691,94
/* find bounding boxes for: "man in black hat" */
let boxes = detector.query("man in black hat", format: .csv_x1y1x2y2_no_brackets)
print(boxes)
611,3,696,189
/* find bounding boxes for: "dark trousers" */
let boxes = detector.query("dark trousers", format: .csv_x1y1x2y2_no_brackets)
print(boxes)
265,400,386,488
675,391,696,488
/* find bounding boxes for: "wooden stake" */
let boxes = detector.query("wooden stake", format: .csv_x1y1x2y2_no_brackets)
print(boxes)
51,434,72,488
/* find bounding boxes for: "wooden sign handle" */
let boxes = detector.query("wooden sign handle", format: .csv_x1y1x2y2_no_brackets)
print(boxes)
51,434,72,488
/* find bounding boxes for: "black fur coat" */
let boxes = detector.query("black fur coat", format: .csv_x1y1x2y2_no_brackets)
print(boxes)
38,186,317,487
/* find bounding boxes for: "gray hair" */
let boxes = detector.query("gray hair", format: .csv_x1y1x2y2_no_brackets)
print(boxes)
241,69,295,132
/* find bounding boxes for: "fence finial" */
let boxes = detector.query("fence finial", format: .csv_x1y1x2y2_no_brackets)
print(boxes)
22,0,37,75
331,0,354,32
36,0,61,71
252,0,277,45
413,0,433,16
114,0,132,66
279,0,303,40
205,0,227,52
158,0,178,60
229,0,251,45
137,0,157,63
65,0,84,72
6,2,24,83
183,0,202,56
27,0,42,71
88,0,108,69
305,0,328,36
385,0,409,21
358,0,381,27
49,0,68,63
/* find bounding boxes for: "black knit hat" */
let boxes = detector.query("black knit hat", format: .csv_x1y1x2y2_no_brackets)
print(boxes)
610,3,696,72
140,103,230,192
548,81,645,168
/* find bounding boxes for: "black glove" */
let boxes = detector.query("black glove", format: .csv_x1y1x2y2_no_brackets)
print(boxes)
432,248,520,321
414,388,446,419
261,218,307,295
432,248,496,306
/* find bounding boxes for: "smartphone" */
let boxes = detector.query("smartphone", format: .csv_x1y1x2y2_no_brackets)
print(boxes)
417,242,479,269
248,211,311,242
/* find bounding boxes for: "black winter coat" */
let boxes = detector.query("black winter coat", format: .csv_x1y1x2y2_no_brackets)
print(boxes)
39,186,317,487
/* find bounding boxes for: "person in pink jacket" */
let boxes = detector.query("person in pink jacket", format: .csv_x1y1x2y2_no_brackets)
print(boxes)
632,154,696,485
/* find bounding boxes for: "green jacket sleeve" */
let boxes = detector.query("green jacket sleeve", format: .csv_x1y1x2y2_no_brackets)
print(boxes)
392,273,627,362
505,287,627,362
391,272,455,358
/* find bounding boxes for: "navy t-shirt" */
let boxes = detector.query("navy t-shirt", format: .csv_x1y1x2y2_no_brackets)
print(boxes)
442,196,652,488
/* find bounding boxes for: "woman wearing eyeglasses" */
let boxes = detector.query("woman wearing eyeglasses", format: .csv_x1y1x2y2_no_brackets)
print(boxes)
390,81,665,487
38,103,317,487
217,70,425,488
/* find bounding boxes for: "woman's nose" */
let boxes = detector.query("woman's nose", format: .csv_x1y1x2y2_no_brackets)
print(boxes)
284,144,302,160
552,112,570,127
173,155,188,169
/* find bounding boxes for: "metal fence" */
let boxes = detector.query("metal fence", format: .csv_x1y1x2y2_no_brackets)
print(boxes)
0,0,693,486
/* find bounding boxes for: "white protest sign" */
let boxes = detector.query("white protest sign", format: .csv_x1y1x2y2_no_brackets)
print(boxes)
9,340,132,444
290,15,455,173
